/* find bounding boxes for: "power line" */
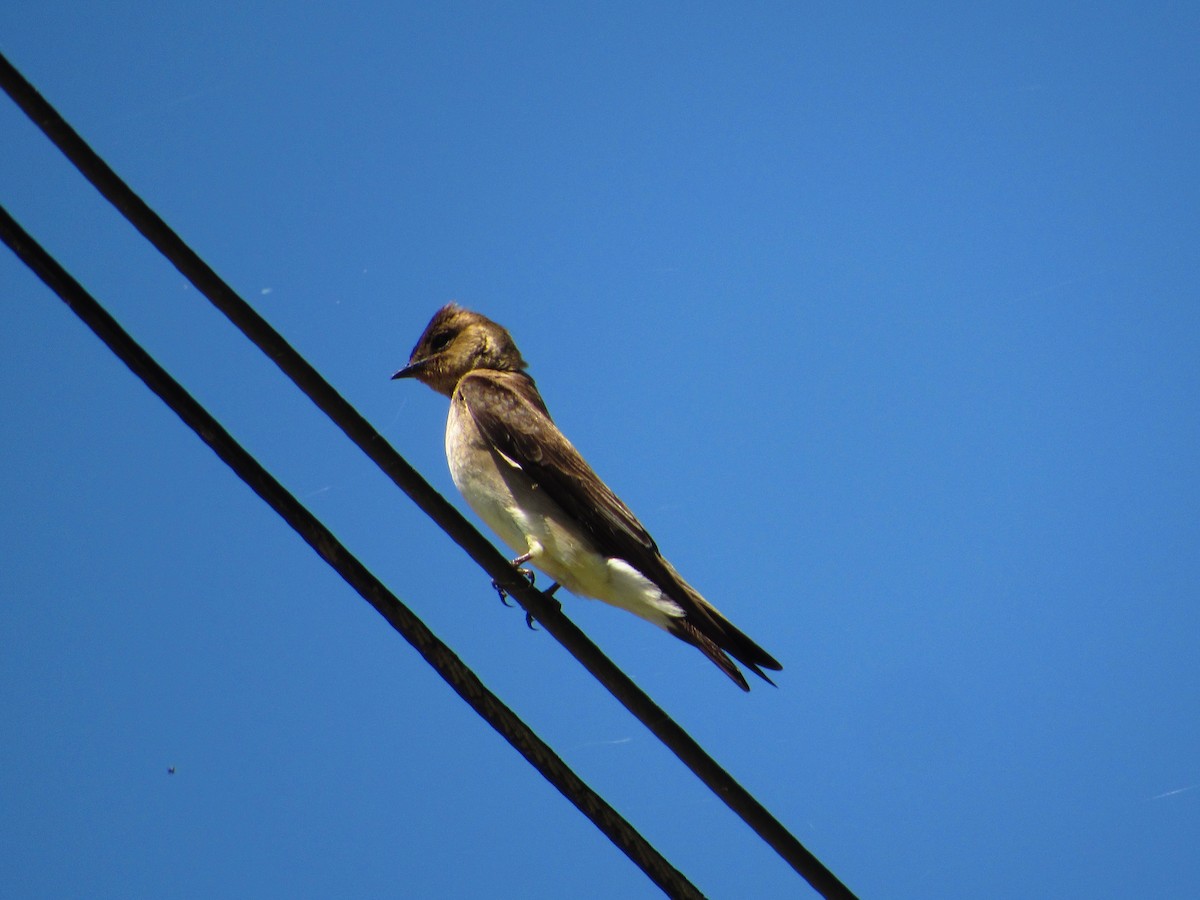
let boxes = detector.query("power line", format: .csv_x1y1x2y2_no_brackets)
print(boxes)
0,203,706,900
0,52,858,899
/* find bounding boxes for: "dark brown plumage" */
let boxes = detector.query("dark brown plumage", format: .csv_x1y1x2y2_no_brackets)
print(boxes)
394,304,782,690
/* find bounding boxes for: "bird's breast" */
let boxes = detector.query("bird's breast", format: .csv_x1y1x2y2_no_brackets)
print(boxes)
445,398,526,552
444,394,604,585
443,390,682,626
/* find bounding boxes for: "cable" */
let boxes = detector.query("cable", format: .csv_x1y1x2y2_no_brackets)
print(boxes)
1,52,857,899
0,203,705,900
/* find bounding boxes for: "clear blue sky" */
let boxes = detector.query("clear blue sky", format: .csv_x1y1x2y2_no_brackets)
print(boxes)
2,4,1197,897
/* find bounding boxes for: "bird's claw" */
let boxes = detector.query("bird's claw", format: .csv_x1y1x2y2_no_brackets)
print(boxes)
492,579,515,606
493,557,536,607
497,556,557,629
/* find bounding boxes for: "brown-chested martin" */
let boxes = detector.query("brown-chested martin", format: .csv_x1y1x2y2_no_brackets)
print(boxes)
392,304,782,690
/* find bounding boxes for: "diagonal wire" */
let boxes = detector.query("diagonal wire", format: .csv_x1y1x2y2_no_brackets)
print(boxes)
0,203,706,900
0,52,857,899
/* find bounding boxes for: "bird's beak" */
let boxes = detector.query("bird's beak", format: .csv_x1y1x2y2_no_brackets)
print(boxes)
391,358,430,380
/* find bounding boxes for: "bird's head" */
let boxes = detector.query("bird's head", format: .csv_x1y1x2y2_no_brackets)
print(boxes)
391,303,528,396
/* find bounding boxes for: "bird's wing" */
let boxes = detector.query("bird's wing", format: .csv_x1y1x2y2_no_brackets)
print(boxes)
457,371,662,569
458,370,783,683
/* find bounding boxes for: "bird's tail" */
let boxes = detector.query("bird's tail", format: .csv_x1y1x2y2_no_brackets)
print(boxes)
661,565,783,691
668,617,755,691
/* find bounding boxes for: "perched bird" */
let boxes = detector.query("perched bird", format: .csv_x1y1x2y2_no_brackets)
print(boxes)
392,304,782,690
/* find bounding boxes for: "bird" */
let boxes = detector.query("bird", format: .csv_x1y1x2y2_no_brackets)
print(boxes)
392,303,782,690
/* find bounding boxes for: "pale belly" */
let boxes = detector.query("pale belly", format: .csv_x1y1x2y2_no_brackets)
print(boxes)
444,402,683,626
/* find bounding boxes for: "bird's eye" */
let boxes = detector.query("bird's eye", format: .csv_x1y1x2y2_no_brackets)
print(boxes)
429,331,453,352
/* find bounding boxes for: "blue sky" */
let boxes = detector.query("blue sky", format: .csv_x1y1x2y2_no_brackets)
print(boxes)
2,3,1197,897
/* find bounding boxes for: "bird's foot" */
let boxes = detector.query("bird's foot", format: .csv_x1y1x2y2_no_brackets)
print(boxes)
492,553,536,606
493,583,515,607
